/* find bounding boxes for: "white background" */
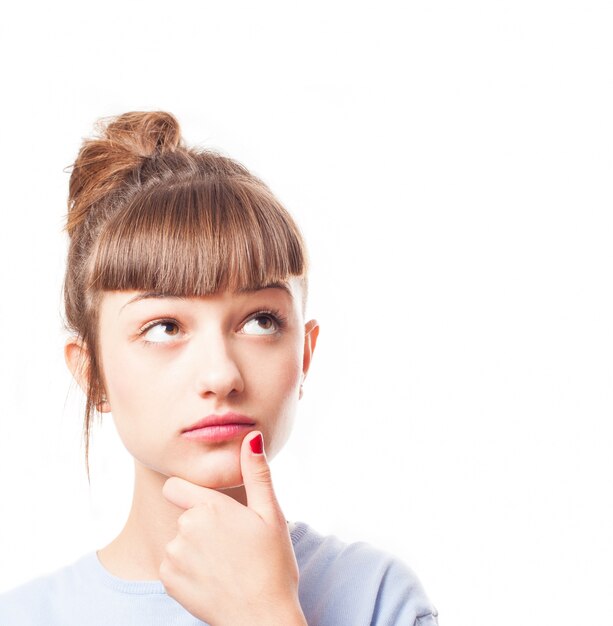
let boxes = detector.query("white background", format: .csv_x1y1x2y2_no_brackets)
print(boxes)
1,2,612,624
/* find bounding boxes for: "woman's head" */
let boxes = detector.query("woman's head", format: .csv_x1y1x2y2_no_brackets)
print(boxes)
62,111,318,484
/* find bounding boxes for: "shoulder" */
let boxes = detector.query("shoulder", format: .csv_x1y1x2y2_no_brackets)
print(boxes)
289,521,439,626
0,554,91,626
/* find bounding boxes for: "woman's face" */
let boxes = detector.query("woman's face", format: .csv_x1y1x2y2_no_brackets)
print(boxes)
89,276,317,490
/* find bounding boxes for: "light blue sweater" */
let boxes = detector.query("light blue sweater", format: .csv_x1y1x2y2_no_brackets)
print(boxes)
0,520,438,625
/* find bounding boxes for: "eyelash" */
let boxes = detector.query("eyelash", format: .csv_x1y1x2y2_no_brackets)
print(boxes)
137,308,288,346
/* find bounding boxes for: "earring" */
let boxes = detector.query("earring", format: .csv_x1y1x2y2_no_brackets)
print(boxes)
299,384,304,400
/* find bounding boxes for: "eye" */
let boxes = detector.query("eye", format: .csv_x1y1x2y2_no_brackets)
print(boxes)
140,320,182,344
241,310,286,336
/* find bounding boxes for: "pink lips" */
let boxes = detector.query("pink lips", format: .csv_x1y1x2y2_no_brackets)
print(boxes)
181,413,256,443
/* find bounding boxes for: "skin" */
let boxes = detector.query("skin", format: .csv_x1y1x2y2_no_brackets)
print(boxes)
64,275,319,621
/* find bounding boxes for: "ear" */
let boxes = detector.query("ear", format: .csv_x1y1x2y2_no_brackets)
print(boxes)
64,336,110,412
300,319,320,398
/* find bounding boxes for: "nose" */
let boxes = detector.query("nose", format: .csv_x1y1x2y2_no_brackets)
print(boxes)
192,331,245,400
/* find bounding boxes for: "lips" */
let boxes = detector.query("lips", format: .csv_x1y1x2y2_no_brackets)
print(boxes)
182,412,256,433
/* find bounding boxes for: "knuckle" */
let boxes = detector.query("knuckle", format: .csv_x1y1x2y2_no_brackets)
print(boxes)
194,500,217,520
177,513,191,533
255,466,273,484
159,558,173,585
165,538,181,561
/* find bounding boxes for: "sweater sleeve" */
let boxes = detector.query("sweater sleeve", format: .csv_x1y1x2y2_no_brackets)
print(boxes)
292,522,438,626
370,553,439,626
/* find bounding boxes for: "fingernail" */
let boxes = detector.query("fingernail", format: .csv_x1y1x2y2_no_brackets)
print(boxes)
250,432,264,454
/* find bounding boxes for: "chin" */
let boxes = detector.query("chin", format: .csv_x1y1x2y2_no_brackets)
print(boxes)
144,445,245,489
190,476,244,490
184,460,244,490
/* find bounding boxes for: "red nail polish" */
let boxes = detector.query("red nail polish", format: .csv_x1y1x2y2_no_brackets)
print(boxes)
250,433,263,454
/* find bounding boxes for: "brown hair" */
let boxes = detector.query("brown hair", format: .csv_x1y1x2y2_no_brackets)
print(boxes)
61,111,309,482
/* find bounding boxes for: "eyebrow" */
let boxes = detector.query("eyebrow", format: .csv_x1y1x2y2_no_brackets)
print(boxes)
119,281,293,314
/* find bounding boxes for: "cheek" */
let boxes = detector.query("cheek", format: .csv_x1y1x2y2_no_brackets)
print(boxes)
251,344,303,400
250,345,303,454
103,346,147,409
100,346,170,452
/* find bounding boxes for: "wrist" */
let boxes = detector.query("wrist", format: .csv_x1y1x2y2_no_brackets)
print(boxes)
284,605,308,626
257,600,308,626
216,600,307,626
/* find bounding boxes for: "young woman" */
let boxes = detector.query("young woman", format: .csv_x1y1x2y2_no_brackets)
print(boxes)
0,111,439,625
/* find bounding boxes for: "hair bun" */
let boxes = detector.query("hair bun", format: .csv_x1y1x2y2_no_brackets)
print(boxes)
65,111,183,236
100,110,182,157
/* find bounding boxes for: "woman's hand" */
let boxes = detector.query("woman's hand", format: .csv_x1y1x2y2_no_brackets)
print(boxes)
160,431,307,626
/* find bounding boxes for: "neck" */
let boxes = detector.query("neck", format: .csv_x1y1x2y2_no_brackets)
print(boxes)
96,460,248,581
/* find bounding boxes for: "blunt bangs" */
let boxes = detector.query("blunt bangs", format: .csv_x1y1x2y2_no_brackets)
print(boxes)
85,178,308,303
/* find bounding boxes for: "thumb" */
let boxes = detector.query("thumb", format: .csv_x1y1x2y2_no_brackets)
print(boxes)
241,431,285,527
